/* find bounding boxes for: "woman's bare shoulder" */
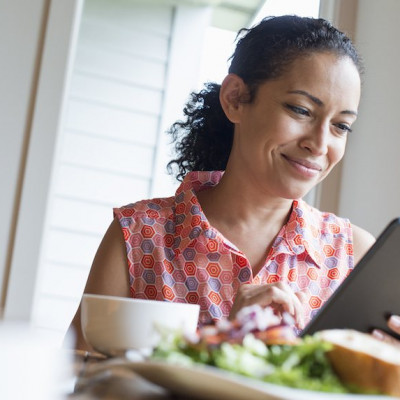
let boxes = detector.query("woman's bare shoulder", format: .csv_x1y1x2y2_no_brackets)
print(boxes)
352,223,375,265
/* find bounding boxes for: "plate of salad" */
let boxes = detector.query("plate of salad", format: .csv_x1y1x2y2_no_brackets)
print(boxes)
91,305,398,400
125,358,390,400
117,305,399,399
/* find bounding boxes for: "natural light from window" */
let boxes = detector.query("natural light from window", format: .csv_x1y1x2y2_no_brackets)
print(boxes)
198,0,320,88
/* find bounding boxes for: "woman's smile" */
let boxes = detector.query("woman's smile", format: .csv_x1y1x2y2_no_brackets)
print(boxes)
281,154,323,179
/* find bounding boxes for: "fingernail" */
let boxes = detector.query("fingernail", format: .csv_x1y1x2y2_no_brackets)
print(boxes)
297,317,303,330
389,315,400,328
372,329,384,340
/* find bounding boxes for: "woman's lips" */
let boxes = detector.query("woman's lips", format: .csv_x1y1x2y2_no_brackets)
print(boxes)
282,154,323,178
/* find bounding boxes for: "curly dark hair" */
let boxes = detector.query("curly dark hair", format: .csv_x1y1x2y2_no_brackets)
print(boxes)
167,15,363,181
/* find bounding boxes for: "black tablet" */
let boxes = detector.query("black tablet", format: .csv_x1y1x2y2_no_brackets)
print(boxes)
301,217,400,340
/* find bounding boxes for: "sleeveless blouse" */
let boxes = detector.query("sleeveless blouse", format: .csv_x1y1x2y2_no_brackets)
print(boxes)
114,171,354,326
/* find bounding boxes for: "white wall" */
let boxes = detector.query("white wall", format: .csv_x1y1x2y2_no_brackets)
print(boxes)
4,0,83,322
0,0,48,315
338,0,400,237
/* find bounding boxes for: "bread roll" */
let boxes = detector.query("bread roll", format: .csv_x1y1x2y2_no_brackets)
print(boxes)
318,329,400,396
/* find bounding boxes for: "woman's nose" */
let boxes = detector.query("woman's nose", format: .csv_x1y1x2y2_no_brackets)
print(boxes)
300,123,329,156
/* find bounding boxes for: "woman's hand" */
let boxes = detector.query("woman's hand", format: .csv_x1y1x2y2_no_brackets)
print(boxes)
229,282,305,329
372,315,400,347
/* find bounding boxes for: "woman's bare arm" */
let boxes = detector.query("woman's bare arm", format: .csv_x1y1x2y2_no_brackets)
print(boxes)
66,217,130,351
352,223,375,265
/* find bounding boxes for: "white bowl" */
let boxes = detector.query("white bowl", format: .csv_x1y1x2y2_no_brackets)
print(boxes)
81,294,200,356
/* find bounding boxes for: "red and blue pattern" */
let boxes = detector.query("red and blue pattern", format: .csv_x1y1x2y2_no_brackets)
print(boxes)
114,171,354,325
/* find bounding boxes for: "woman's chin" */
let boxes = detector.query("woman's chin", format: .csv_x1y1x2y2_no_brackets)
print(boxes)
278,186,316,201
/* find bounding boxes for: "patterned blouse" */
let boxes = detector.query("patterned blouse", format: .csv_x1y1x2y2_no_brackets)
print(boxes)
114,171,354,326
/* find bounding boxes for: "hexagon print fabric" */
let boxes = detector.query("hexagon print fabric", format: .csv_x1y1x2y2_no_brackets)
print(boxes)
114,171,354,326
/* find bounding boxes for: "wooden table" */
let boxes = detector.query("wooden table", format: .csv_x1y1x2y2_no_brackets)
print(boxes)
68,351,185,400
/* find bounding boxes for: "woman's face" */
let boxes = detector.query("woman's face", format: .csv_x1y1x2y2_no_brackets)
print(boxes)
227,52,361,200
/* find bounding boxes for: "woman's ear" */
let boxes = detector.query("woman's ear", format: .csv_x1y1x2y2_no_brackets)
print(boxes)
219,74,248,124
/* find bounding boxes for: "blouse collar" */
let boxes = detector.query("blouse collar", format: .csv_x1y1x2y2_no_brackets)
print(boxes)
173,171,325,268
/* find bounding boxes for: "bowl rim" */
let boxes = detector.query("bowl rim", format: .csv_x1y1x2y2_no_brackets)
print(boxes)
82,293,200,310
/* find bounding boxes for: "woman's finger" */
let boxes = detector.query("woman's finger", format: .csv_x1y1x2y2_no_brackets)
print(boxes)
230,283,305,328
230,284,290,318
372,329,400,347
271,282,305,329
262,285,295,314
388,315,400,335
291,291,305,329
295,290,307,304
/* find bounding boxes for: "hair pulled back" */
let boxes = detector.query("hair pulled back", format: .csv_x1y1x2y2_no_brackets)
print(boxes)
167,15,362,181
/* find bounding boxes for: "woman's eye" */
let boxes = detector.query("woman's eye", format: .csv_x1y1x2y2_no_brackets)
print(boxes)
286,104,310,116
334,123,353,134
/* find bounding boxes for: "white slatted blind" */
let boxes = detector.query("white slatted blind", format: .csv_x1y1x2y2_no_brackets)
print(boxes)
31,0,174,341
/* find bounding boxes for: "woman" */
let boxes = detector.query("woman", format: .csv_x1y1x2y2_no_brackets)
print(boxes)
70,15,380,351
